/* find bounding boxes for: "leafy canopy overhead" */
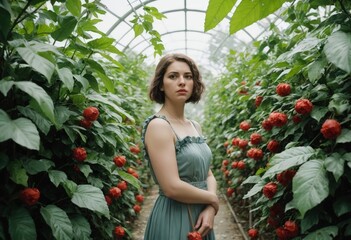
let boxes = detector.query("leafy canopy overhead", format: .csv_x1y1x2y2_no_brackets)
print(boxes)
205,0,288,34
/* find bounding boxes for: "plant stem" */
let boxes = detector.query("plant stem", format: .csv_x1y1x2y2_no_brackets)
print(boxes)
6,0,32,40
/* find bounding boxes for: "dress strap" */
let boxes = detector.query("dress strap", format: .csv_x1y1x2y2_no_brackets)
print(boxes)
156,115,181,140
190,120,201,136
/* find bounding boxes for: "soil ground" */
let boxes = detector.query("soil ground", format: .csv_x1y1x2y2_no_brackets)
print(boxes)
131,186,247,240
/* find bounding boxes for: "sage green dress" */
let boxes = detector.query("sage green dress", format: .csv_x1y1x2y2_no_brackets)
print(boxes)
141,115,216,240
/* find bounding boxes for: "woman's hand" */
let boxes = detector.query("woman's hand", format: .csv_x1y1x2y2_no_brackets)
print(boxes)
195,205,216,237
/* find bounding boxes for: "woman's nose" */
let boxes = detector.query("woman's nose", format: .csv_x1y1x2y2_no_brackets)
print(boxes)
178,76,185,85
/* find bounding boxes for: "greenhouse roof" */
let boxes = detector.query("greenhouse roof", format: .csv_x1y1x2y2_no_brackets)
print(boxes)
97,0,287,74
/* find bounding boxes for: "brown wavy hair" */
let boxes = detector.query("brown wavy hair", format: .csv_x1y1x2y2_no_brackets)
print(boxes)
149,53,205,104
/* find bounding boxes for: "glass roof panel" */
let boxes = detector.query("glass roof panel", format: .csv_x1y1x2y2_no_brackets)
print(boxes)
97,0,288,74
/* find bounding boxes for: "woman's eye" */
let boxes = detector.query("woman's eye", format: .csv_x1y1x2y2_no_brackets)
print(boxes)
185,75,193,80
169,75,176,79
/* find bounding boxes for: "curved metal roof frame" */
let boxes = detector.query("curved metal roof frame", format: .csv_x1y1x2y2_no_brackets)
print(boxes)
98,0,288,73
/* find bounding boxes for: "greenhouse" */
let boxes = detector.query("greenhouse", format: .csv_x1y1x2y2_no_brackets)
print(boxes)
0,0,350,239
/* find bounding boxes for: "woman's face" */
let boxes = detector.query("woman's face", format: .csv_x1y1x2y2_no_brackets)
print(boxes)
162,61,194,103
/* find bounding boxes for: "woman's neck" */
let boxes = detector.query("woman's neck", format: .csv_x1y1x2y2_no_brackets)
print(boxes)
159,104,185,122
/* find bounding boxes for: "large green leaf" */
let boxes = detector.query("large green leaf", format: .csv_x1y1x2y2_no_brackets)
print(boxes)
15,46,55,81
87,37,115,50
95,71,114,93
57,67,74,92
243,180,266,199
70,215,91,240
14,81,55,124
66,0,81,17
303,226,338,240
14,81,55,123
0,77,15,97
291,159,329,217
88,93,134,121
40,205,73,240
8,207,36,240
17,106,52,135
24,159,55,175
117,169,141,190
324,31,351,74
71,185,110,218
262,146,315,179
204,0,237,31
0,109,40,150
310,106,329,122
51,16,77,41
229,0,286,34
337,129,351,143
0,0,12,43
48,170,68,187
8,160,28,186
324,153,344,182
0,152,9,170
333,195,351,217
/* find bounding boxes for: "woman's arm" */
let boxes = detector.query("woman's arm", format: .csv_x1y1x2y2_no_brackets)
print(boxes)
145,118,219,211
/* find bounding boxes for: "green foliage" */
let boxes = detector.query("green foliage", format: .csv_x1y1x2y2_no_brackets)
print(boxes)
205,0,289,34
0,0,155,239
204,0,351,238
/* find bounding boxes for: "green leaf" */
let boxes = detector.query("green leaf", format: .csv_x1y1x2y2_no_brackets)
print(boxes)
288,37,321,56
87,93,134,121
95,71,114,93
15,46,55,81
17,106,52,135
14,81,56,124
0,109,40,150
241,175,261,185
243,180,266,199
204,0,237,31
73,75,89,90
57,67,74,92
49,170,68,187
301,208,320,233
303,226,338,240
324,153,344,182
229,0,286,34
40,205,73,240
333,195,351,217
328,93,349,115
0,2,11,43
262,147,315,179
133,23,144,37
79,164,92,178
51,16,78,41
24,159,55,175
292,159,329,218
9,207,36,240
0,78,14,96
324,31,351,73
66,0,81,17
71,185,110,218
310,106,329,122
70,215,91,240
308,58,327,83
87,37,115,50
63,180,78,198
117,169,140,190
336,129,351,143
8,160,28,186
0,152,9,170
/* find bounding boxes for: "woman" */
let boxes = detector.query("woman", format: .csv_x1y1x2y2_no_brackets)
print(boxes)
141,53,218,239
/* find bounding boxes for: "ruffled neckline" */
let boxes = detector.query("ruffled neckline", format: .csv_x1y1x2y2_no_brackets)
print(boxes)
141,114,206,154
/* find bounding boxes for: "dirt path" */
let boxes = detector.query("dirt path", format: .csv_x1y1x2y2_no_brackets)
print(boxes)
131,186,247,240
